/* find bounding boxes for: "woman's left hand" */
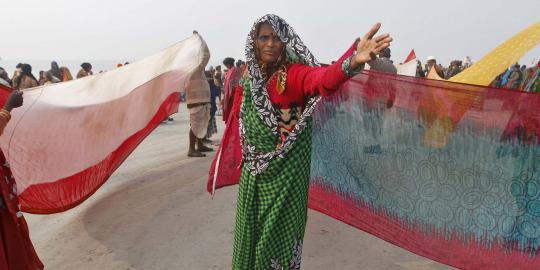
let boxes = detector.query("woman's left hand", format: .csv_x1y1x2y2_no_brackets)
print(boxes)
352,23,393,69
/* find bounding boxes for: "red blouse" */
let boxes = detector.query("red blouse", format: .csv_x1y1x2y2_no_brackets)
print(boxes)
265,60,349,135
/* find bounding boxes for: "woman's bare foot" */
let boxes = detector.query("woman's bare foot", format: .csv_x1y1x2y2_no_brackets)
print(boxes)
197,145,213,152
188,150,206,157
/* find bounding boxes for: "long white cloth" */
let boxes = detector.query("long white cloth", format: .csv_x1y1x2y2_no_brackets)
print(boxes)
1,35,207,195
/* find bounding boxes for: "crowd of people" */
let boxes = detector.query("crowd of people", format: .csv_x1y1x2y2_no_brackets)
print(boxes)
412,55,540,92
411,55,473,79
0,61,135,90
490,62,540,92
0,61,95,90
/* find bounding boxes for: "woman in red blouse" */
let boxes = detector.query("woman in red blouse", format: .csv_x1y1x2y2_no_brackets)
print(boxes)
0,90,44,270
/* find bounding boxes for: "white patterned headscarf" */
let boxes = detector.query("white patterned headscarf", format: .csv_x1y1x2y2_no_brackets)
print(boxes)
240,14,324,175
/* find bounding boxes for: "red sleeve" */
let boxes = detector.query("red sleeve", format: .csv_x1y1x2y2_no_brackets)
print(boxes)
287,59,350,97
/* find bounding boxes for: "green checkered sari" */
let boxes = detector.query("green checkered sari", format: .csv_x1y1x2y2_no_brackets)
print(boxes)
232,78,313,270
232,14,324,270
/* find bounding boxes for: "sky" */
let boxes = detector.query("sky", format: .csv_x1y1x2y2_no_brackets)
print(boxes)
1,0,539,74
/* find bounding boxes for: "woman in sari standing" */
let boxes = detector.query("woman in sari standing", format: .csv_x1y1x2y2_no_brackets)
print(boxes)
231,14,392,269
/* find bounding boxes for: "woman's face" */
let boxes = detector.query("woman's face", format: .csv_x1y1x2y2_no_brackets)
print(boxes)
256,23,284,65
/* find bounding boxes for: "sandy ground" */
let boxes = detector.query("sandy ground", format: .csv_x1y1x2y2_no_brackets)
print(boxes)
25,106,455,270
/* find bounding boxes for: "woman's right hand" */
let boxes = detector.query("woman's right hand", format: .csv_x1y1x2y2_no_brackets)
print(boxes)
352,23,393,69
3,90,24,112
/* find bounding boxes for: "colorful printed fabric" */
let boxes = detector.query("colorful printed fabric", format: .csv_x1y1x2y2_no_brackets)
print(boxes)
210,69,540,269
308,71,540,270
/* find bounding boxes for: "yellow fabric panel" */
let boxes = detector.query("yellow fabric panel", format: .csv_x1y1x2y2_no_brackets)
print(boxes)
450,21,540,86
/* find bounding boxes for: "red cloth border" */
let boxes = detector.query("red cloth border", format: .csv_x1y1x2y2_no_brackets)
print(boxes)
18,92,180,214
308,181,540,270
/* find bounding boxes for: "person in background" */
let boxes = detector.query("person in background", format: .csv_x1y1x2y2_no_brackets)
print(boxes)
0,68,12,87
0,90,44,270
13,64,38,90
425,56,444,78
222,57,241,122
76,62,93,79
214,65,223,92
221,64,229,86
438,64,445,76
186,31,213,157
368,47,397,74
38,71,46,85
503,63,523,90
48,61,63,82
444,60,463,79
43,72,59,85
416,60,425,77
463,56,472,69
213,66,223,116
523,61,540,92
520,65,532,90
500,65,514,86
61,67,73,81
205,70,221,142
490,72,505,88
11,63,22,85
236,59,245,70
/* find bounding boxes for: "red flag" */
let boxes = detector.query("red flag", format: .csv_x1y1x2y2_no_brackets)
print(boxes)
404,49,416,63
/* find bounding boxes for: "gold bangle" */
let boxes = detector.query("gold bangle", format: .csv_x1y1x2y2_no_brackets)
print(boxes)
0,110,11,121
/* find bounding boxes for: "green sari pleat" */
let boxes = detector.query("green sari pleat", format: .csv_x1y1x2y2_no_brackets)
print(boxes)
232,81,312,270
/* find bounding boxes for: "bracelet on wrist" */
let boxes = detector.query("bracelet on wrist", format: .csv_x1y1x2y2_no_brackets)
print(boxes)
341,55,365,77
